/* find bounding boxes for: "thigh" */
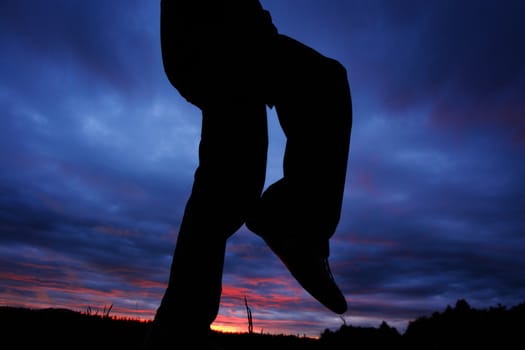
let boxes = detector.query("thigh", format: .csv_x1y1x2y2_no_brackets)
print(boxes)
270,34,352,180
161,0,275,110
270,35,352,136
260,35,353,237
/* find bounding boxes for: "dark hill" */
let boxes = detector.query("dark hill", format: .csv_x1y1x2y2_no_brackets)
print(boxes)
1,299,524,349
320,299,525,349
0,306,148,349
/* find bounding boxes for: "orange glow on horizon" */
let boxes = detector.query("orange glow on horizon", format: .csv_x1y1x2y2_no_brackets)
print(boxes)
1,268,328,338
211,323,244,334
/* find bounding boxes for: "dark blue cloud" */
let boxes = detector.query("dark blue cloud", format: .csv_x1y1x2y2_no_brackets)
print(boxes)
351,0,525,139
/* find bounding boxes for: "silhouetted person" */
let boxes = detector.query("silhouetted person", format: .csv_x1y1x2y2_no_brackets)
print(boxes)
143,1,352,348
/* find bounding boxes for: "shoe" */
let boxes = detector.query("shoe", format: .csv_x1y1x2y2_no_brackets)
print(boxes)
263,235,348,314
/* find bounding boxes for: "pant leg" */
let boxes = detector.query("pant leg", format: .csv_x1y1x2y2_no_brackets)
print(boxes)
151,102,268,339
247,35,352,251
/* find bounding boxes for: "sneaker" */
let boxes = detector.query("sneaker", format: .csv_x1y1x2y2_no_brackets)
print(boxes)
263,235,347,314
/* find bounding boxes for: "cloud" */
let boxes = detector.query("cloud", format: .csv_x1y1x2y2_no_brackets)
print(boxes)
379,1,524,140
0,0,160,93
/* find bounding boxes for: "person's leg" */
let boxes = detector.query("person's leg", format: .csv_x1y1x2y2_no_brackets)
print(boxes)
144,102,268,348
247,34,352,314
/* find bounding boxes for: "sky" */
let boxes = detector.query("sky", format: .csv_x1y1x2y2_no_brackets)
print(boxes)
1,0,524,338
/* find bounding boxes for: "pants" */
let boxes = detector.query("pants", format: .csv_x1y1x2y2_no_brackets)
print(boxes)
155,34,352,336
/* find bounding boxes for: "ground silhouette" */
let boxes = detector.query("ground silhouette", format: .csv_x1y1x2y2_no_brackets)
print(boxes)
320,299,525,349
1,299,523,349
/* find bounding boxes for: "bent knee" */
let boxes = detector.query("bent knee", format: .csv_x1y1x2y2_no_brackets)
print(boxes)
320,57,348,85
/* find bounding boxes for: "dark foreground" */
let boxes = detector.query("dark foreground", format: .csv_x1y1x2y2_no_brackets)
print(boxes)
1,299,524,349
